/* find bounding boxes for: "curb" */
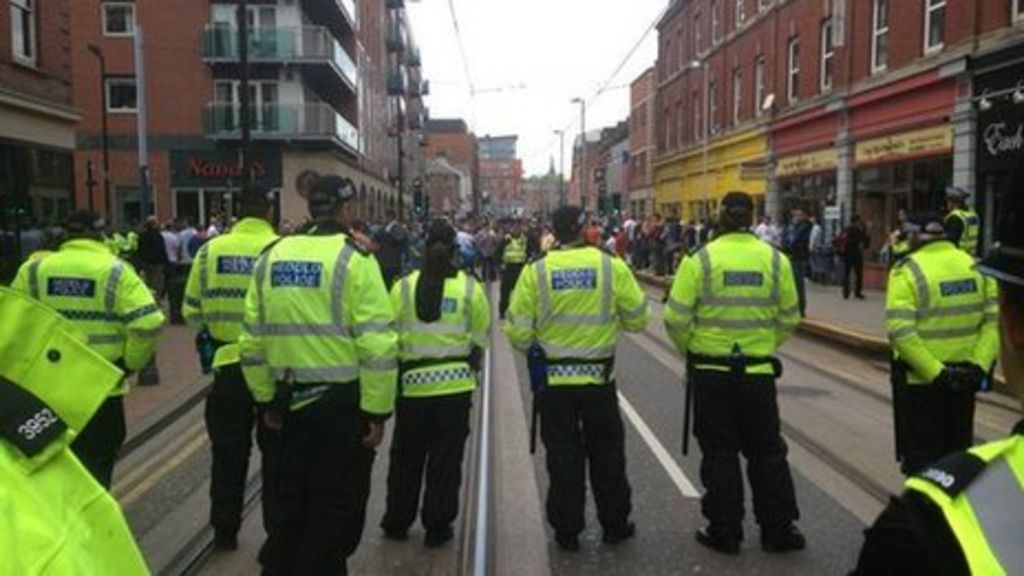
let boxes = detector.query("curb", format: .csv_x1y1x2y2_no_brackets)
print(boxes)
635,271,1011,393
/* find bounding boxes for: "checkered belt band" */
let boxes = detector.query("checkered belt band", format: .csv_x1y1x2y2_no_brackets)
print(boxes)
402,366,475,386
546,364,606,379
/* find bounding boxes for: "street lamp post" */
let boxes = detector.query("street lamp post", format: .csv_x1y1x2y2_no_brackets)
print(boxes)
553,129,565,208
571,98,586,209
688,60,710,220
87,45,111,220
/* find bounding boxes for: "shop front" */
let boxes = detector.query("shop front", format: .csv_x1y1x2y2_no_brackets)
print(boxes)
655,128,768,223
170,148,282,228
771,105,840,227
973,44,1024,250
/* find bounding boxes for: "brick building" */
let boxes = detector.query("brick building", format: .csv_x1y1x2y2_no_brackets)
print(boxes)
0,0,79,279
569,130,602,210
628,67,657,217
69,0,421,228
423,118,478,215
654,0,1024,286
478,135,523,217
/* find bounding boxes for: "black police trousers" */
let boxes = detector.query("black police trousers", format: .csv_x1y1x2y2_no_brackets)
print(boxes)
205,363,256,537
692,370,798,533
897,378,975,476
71,395,126,489
541,384,632,537
258,386,375,576
499,263,524,317
381,392,472,535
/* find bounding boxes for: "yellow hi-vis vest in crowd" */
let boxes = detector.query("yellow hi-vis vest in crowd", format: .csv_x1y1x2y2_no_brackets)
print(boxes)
663,232,801,375
886,240,999,384
503,245,650,386
0,287,148,576
905,430,1024,576
503,236,527,265
946,209,981,256
10,238,165,389
239,229,398,415
182,218,278,367
393,270,490,397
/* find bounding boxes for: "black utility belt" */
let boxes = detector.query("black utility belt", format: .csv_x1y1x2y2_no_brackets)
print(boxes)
686,352,783,379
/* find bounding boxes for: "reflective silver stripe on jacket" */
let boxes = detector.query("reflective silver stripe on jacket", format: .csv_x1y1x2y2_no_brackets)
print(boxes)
407,322,466,335
241,354,267,367
330,244,356,328
89,334,125,346
197,244,210,295
402,343,472,357
666,298,692,315
541,344,615,359
620,301,648,322
464,275,476,332
272,365,359,382
127,327,162,338
246,323,350,337
887,309,917,321
27,259,42,300
963,458,1024,572
253,253,270,327
916,326,981,340
361,357,398,371
351,321,393,336
201,311,246,324
889,326,917,340
105,262,124,314
904,259,931,312
696,317,778,330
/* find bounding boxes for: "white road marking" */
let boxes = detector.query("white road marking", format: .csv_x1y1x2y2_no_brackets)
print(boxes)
617,391,701,499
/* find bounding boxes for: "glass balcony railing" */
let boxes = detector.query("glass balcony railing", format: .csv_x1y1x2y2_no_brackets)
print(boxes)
204,25,357,88
206,102,359,152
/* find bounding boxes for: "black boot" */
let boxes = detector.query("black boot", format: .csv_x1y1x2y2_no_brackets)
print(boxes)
424,525,454,548
555,532,580,552
602,522,636,545
695,525,741,556
761,523,806,553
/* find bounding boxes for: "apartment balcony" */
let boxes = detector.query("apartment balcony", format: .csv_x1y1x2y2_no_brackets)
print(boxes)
386,0,405,9
203,25,357,92
406,47,421,67
408,79,429,97
387,22,406,53
387,70,407,96
206,102,359,155
301,0,357,35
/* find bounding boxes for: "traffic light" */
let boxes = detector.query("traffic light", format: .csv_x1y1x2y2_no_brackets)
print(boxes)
413,178,426,219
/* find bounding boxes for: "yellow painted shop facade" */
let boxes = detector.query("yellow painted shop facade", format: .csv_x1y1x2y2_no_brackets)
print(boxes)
653,128,768,222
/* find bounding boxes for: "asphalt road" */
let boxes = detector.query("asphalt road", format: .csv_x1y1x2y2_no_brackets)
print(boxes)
120,287,1021,575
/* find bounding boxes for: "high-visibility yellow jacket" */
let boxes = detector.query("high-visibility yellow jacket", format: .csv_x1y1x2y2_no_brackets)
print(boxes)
0,287,148,576
393,271,490,397
503,245,650,386
945,209,981,256
10,238,165,388
182,218,278,367
905,430,1024,576
886,240,999,384
239,228,398,415
503,236,527,264
663,232,801,374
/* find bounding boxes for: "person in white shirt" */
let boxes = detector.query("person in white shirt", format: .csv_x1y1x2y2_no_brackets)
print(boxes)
177,220,198,265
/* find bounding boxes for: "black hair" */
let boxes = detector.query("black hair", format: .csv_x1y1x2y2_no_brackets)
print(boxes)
552,205,584,244
240,186,274,219
415,218,458,323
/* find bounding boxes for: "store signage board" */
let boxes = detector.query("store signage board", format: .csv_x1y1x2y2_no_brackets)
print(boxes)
824,205,841,220
855,126,952,165
776,148,838,178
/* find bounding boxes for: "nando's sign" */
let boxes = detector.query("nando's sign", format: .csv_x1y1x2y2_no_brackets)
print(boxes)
171,150,281,188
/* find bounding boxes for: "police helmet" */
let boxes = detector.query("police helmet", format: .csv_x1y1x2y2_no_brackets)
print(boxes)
977,165,1024,287
65,210,105,235
308,175,356,219
945,186,970,201
902,212,946,239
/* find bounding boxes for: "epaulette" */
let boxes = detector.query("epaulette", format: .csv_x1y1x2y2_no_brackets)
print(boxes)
346,236,371,256
913,451,987,498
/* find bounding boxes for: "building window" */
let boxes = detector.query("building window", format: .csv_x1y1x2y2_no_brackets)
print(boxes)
10,0,35,64
788,37,800,103
872,0,889,73
1016,0,1024,23
735,0,745,28
102,2,136,36
712,0,721,44
821,19,835,91
694,12,703,55
709,81,719,134
693,97,702,142
676,101,684,149
758,0,770,12
754,56,766,117
732,68,742,126
106,78,138,113
924,0,945,53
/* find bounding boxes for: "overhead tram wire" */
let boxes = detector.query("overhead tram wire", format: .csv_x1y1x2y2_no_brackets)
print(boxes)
447,0,478,126
522,4,667,175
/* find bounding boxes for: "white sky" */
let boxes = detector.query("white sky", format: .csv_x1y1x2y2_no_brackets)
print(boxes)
406,0,665,177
